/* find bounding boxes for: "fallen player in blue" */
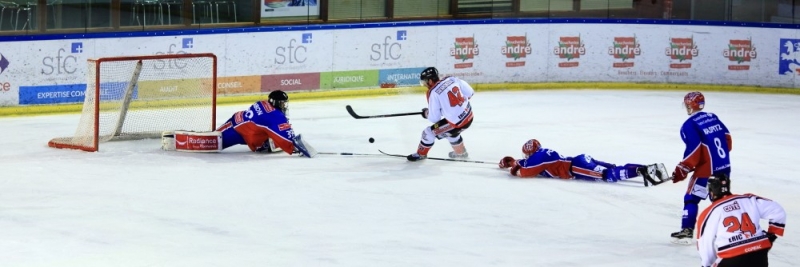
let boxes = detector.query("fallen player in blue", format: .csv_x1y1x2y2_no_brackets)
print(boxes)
499,139,667,184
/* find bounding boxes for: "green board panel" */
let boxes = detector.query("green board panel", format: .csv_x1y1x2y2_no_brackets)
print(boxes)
320,70,380,89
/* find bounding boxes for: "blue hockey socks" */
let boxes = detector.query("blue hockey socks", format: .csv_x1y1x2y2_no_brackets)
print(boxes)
682,202,699,229
603,165,640,182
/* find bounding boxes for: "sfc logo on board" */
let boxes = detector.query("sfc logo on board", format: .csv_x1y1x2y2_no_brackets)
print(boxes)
779,39,800,75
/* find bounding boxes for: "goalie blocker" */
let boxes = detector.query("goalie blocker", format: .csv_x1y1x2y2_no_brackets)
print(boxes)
161,131,317,158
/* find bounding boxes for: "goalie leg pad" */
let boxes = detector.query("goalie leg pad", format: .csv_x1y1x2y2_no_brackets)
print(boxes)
267,138,283,153
255,138,286,153
161,131,176,151
162,130,222,153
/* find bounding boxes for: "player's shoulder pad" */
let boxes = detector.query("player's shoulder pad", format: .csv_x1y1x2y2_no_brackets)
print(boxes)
742,193,772,201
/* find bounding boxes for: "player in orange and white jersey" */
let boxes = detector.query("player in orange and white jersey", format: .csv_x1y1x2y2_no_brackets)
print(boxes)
407,67,475,161
696,174,785,267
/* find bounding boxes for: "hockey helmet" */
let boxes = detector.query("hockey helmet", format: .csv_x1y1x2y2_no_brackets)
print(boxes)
268,90,289,114
707,173,731,201
522,139,541,158
683,91,705,115
419,67,440,87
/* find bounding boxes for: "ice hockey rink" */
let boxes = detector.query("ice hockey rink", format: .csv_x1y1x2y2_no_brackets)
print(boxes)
1,89,798,267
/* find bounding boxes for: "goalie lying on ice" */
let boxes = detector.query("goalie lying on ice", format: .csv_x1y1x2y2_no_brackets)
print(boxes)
498,139,666,183
161,90,316,158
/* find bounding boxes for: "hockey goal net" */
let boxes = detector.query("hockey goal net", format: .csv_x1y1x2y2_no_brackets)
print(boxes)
48,53,217,152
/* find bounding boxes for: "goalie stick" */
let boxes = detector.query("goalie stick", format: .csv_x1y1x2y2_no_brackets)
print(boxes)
346,105,423,119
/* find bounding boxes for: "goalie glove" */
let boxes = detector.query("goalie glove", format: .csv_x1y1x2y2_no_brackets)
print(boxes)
510,164,521,176
499,156,517,169
672,163,691,183
291,134,318,158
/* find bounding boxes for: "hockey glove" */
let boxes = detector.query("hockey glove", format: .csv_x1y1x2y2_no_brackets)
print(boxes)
499,156,517,169
671,164,691,183
421,108,429,119
510,164,521,176
292,134,313,158
765,231,778,244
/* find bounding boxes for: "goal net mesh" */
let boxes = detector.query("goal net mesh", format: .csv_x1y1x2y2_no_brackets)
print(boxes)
48,53,217,152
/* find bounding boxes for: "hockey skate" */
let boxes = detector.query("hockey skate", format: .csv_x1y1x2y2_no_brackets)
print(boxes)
407,153,427,162
448,142,468,159
670,228,694,245
638,163,671,186
161,131,176,151
448,151,469,159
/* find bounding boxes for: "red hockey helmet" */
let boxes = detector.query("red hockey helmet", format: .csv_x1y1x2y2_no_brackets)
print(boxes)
683,91,705,115
522,139,541,158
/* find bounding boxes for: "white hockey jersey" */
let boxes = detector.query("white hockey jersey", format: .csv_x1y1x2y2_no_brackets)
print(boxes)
426,76,475,126
696,194,786,267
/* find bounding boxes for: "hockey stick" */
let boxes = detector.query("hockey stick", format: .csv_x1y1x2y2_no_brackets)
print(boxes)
619,179,647,186
643,175,674,187
613,173,674,187
318,152,384,156
378,150,495,164
346,105,423,119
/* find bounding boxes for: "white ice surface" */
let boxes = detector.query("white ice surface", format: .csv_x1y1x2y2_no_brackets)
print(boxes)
1,90,798,267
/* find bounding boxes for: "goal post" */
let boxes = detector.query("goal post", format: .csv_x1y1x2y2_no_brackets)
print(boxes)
48,53,218,152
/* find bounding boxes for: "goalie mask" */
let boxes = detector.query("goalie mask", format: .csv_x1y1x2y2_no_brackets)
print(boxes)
683,91,705,115
268,90,289,114
707,173,731,201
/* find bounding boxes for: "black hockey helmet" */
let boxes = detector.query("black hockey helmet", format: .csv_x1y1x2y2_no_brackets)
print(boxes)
268,90,289,114
708,173,731,201
419,67,440,86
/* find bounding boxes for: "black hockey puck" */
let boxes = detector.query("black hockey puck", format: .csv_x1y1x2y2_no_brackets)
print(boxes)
368,137,375,143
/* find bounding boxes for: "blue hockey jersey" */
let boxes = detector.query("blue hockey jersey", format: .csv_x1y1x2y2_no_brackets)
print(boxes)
216,100,296,153
680,111,732,178
516,148,573,179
